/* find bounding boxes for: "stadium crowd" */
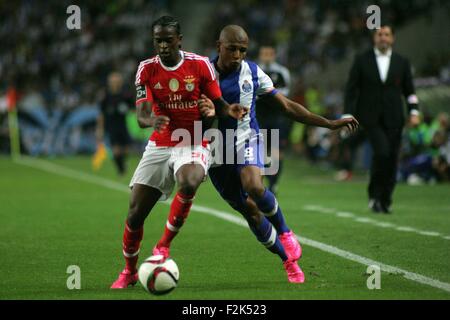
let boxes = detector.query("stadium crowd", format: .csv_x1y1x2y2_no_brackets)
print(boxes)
201,0,443,79
0,0,170,154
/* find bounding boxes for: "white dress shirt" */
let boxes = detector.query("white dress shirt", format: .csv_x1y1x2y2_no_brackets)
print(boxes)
374,47,392,83
341,47,419,120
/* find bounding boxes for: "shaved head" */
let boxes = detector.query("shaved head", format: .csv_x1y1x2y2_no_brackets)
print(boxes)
219,25,249,43
217,25,249,73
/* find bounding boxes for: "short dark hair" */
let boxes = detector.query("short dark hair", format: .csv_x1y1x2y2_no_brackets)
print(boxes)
259,44,276,50
151,16,181,35
372,24,395,36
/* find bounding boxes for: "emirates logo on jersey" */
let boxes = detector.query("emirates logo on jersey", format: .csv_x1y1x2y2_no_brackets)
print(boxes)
169,78,179,92
159,100,198,110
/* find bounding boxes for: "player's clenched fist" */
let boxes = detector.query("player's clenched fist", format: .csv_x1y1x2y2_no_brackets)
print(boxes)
329,115,359,133
198,94,216,118
227,103,249,120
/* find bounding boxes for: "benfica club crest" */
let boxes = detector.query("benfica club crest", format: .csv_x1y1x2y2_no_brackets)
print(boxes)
184,76,196,92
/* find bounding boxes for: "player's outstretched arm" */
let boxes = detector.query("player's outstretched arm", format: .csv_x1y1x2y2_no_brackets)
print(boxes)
263,92,359,133
136,101,169,132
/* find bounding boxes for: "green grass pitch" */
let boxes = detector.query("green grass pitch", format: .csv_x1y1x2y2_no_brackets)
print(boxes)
0,155,449,299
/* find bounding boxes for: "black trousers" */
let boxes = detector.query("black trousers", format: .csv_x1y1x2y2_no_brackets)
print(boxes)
366,125,403,207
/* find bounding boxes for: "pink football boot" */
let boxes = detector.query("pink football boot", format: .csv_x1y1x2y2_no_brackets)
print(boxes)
283,259,305,283
110,269,138,289
279,231,302,261
152,245,170,258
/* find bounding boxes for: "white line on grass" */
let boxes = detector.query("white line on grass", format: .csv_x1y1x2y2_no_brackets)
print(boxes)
303,204,450,241
14,157,450,294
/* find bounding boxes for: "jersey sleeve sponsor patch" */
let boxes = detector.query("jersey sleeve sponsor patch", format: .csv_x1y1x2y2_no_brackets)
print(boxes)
136,85,152,105
136,85,146,99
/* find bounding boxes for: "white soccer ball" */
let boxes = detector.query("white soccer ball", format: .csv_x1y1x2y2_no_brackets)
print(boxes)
138,255,179,295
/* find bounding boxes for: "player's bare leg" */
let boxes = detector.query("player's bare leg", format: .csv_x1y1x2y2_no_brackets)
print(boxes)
240,166,304,283
111,184,161,289
153,163,205,258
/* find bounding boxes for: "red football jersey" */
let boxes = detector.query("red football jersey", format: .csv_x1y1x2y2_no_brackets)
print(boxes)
135,51,222,147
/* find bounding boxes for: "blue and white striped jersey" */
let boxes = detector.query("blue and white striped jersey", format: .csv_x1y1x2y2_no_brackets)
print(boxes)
211,57,278,148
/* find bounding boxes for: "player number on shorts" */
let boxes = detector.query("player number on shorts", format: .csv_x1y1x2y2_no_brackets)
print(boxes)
244,147,254,162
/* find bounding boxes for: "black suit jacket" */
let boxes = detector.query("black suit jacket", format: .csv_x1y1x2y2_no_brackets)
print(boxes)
344,49,418,129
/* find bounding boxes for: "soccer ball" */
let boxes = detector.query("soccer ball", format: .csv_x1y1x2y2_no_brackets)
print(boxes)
138,255,179,295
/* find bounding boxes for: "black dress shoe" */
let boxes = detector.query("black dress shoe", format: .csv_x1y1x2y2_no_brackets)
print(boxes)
380,203,392,214
369,199,383,213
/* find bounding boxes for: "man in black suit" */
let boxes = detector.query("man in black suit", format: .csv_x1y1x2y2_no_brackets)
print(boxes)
344,25,420,213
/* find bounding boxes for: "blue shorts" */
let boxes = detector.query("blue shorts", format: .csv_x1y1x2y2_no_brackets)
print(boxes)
209,164,248,213
233,133,266,169
209,134,265,213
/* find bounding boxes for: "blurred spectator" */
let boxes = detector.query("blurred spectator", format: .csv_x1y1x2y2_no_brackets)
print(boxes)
333,130,367,181
399,111,439,184
432,112,450,182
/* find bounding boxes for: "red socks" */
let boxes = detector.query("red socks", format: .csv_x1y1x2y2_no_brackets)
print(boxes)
122,222,143,273
157,192,195,248
121,192,194,272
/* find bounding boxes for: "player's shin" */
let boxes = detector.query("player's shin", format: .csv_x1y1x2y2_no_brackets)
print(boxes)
156,192,195,249
255,189,290,234
122,221,144,273
248,217,288,261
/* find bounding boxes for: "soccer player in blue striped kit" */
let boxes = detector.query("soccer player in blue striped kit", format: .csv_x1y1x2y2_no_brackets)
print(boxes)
201,25,359,283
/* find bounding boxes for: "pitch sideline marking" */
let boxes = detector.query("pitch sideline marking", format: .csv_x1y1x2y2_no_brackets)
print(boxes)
303,205,450,240
14,157,450,294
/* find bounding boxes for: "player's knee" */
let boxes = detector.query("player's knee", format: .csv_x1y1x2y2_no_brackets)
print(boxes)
244,184,265,200
177,168,204,196
178,178,201,196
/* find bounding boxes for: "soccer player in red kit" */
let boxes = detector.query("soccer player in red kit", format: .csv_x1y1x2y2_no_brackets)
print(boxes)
111,16,246,288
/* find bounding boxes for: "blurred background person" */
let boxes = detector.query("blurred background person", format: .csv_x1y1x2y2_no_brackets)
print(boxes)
96,71,133,177
432,112,450,182
333,129,366,181
398,110,438,185
256,45,292,195
344,24,420,214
